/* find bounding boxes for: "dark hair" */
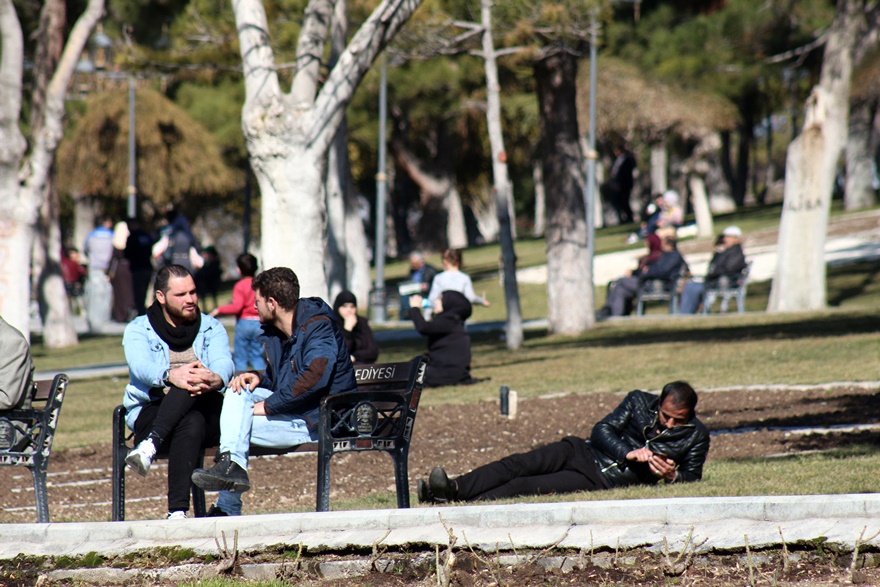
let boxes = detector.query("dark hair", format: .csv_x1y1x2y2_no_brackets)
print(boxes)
154,264,193,295
442,248,463,268
236,253,258,277
252,267,299,310
658,381,697,415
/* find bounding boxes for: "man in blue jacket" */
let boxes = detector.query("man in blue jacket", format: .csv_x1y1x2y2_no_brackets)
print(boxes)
191,267,357,515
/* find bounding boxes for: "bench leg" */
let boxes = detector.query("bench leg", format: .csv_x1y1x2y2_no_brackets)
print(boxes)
316,451,332,512
391,448,411,509
31,466,50,523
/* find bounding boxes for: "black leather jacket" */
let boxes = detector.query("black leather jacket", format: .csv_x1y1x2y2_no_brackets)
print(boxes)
590,390,710,487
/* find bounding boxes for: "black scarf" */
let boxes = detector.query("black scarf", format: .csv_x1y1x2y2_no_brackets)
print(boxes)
147,300,201,352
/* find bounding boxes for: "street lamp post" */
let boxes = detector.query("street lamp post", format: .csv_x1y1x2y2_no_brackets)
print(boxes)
127,75,137,219
372,56,389,324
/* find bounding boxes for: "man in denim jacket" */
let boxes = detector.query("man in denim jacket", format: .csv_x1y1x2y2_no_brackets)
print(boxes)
191,267,357,516
122,265,234,519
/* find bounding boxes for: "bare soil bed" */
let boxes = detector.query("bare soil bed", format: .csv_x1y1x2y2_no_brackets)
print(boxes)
2,384,879,523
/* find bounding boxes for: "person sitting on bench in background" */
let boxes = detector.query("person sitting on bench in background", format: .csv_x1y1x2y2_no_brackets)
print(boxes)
0,315,35,412
678,226,747,314
122,264,234,520
190,267,357,516
418,381,709,503
333,290,379,364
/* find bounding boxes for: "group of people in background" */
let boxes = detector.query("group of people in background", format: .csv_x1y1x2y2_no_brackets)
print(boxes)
66,210,222,333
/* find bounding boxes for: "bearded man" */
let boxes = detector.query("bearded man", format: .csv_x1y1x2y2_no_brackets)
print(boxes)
122,264,234,520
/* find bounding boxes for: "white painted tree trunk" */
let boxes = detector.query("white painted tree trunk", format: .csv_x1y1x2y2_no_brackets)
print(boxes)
232,0,424,300
844,97,877,210
481,0,522,350
0,0,102,338
650,140,668,194
688,175,714,238
532,158,545,236
446,187,468,249
768,0,863,312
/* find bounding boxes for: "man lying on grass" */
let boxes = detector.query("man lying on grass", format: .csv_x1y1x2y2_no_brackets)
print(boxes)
419,381,709,503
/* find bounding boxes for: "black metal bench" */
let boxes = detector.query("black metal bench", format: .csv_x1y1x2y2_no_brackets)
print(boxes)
634,265,690,316
0,374,69,523
111,355,426,520
701,261,752,314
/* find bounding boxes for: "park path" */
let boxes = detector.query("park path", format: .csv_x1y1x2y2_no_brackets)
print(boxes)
517,208,880,286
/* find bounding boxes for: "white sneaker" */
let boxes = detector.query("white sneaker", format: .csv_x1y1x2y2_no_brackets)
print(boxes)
125,437,157,477
166,510,187,520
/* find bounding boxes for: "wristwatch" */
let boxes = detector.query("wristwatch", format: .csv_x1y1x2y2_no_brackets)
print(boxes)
162,369,171,387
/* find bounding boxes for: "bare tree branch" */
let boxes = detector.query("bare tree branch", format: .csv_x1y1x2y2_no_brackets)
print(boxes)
231,0,282,108
291,0,337,105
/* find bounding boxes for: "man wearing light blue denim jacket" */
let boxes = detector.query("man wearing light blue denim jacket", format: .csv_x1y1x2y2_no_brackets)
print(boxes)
122,264,234,519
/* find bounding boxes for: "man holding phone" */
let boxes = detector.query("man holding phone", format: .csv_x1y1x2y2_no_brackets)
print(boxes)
419,381,709,503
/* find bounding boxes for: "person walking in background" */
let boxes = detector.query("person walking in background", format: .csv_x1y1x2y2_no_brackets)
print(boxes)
83,215,115,332
109,221,136,323
210,253,266,372
125,218,157,317
61,246,87,314
408,291,475,387
426,249,489,308
122,265,233,520
153,211,204,273
609,144,636,225
678,226,748,314
418,381,709,504
333,291,379,364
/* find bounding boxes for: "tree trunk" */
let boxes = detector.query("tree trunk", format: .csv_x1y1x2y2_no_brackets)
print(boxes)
323,0,369,306
32,0,77,347
481,0,522,350
688,175,714,238
532,157,545,236
233,0,423,299
844,96,877,210
535,50,592,335
649,140,667,194
37,183,77,347
768,0,864,312
0,0,102,337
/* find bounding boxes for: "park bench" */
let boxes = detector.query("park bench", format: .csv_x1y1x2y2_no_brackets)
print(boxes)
634,265,690,316
701,261,752,314
0,374,70,523
111,355,426,520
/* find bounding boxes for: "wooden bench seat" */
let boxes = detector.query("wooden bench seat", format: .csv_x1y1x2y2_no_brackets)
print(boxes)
111,355,426,520
0,374,69,523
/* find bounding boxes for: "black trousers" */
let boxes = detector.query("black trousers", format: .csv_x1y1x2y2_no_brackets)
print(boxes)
454,436,611,502
133,388,222,512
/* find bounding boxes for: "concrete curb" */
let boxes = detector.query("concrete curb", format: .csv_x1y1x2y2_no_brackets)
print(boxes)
4,495,879,561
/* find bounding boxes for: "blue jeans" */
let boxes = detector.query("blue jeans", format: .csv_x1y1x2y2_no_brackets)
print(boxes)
233,319,267,371
678,280,705,314
215,386,314,515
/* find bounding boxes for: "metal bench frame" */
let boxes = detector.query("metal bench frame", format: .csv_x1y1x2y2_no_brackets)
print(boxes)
111,355,426,520
701,262,752,314
635,266,689,316
0,374,69,523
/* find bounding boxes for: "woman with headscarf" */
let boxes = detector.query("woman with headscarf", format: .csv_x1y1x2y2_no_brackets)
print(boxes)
408,290,474,387
332,291,379,364
109,221,136,322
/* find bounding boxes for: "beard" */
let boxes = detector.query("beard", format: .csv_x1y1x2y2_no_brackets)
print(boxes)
166,302,199,323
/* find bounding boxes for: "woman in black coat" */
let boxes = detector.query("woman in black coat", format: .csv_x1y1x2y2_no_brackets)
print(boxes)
332,291,379,364
408,290,473,387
